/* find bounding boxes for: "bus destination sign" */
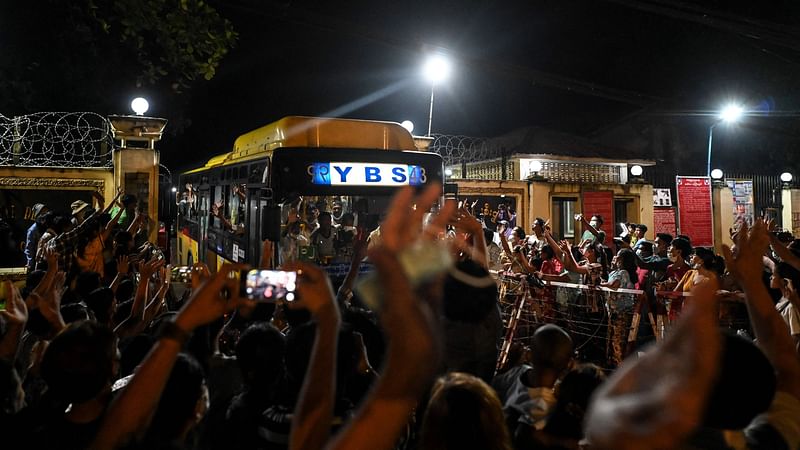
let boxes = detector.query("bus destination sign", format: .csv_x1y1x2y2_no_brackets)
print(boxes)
308,162,428,186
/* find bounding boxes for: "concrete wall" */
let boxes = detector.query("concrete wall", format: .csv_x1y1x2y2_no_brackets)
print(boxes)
712,185,735,253
113,148,160,242
0,167,115,205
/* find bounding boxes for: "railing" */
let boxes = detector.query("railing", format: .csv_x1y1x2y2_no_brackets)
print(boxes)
0,112,115,168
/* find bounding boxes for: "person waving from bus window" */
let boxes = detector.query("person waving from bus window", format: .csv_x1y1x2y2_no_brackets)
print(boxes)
279,207,308,266
310,211,336,264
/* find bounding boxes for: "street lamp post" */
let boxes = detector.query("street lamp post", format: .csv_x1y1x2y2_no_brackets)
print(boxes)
707,104,744,177
422,55,451,136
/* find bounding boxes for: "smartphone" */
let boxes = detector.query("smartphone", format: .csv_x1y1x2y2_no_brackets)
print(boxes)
171,266,192,284
244,269,297,302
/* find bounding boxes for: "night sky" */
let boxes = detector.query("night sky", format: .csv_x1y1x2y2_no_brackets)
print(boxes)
6,1,800,173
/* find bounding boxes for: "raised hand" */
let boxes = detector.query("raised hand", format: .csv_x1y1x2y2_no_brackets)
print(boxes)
283,262,339,321
1,282,28,328
191,262,211,288
722,219,770,281
45,247,59,272
175,263,250,332
117,254,130,276
379,183,455,252
29,271,67,334
451,205,482,235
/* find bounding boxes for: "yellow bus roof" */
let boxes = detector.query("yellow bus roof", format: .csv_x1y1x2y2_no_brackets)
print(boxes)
185,116,419,173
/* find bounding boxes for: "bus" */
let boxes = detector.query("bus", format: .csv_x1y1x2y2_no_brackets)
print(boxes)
176,116,445,276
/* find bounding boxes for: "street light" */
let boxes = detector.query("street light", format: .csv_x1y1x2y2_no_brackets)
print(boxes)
131,97,149,115
630,165,643,176
400,120,414,133
707,103,744,177
422,54,451,136
711,168,724,180
781,172,793,183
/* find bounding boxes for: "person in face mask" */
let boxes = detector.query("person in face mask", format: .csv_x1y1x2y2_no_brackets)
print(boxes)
331,200,344,225
578,215,606,245
674,247,717,293
666,237,692,283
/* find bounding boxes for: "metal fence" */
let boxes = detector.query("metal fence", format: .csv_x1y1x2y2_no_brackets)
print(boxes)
0,112,115,168
496,275,750,372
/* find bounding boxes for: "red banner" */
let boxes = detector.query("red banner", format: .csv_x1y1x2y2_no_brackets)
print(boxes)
654,207,677,237
676,176,713,247
582,191,614,246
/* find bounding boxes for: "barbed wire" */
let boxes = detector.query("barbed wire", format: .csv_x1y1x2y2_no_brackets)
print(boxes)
0,112,115,168
427,134,501,166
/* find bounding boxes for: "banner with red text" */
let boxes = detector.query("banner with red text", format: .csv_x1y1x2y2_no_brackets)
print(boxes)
654,207,677,238
676,176,713,247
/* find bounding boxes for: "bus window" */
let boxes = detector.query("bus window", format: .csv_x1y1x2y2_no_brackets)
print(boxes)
228,184,247,235
277,194,396,270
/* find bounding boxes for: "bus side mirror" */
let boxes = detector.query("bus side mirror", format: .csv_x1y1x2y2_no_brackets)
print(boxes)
261,205,281,242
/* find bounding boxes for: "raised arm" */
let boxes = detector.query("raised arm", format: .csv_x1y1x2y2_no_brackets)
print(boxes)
451,205,488,269
101,206,125,240
585,278,722,450
580,215,601,239
115,259,163,337
769,233,800,272
0,282,28,362
327,183,455,450
285,262,341,450
723,221,800,399
336,232,368,304
90,263,247,450
543,230,564,261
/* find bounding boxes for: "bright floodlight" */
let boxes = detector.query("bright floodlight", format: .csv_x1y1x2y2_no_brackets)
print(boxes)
711,168,724,180
781,172,793,183
131,97,149,115
531,160,543,172
171,186,177,193
630,165,643,176
719,104,744,123
401,120,414,133
445,168,453,177
423,55,451,84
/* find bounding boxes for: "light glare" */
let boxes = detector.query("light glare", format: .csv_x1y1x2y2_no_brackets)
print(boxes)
719,104,744,123
781,172,793,183
630,165,643,176
711,169,724,180
423,55,451,84
131,97,149,115
401,120,414,133
531,160,543,172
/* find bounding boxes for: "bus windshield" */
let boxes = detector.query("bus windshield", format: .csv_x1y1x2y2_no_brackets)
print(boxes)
271,147,444,276
277,194,392,277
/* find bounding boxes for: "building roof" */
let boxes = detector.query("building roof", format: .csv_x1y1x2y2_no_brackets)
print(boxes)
483,125,655,165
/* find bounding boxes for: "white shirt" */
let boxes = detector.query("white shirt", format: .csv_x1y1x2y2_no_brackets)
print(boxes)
776,297,800,336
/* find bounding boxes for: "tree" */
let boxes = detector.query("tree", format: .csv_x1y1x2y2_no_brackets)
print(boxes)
0,0,237,125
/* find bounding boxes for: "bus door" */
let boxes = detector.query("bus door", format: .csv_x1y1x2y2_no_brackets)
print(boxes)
196,185,210,264
246,187,278,268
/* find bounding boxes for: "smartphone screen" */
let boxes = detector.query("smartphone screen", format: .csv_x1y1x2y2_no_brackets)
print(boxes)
245,270,297,302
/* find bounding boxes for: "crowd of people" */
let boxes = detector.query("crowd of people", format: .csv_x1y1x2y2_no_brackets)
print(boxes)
0,182,799,450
